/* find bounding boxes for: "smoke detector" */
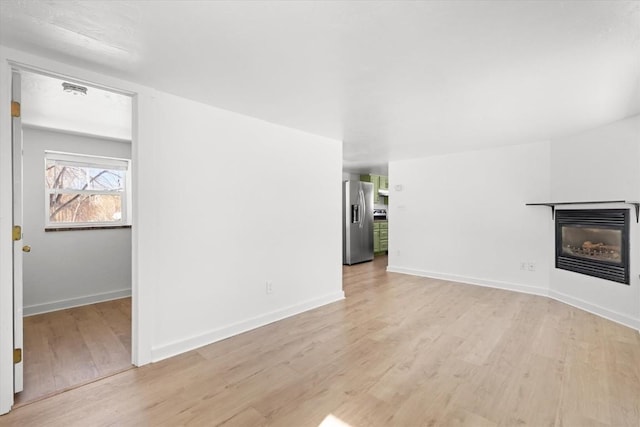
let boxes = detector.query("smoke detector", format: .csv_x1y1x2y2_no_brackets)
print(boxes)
62,82,88,96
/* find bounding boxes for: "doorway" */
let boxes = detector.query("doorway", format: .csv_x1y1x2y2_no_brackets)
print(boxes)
12,68,134,405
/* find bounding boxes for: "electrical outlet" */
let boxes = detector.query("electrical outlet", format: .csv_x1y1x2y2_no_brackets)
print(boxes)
527,262,536,272
266,281,273,294
520,262,526,270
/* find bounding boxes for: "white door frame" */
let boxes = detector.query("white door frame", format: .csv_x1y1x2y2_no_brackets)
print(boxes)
0,49,144,415
11,69,24,395
0,53,16,416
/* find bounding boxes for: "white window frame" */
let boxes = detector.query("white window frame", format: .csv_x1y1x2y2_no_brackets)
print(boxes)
44,151,131,229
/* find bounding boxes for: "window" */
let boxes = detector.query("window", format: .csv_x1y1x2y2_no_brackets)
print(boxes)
45,151,130,228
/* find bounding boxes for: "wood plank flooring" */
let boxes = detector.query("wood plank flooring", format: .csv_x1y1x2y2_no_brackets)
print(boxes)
4,256,639,426
14,298,132,406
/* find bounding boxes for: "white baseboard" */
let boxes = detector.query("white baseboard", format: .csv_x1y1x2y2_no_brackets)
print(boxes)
24,288,132,316
386,265,549,297
151,291,346,362
387,265,640,331
548,290,640,331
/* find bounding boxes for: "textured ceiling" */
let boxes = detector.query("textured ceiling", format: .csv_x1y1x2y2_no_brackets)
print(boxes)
1,1,639,173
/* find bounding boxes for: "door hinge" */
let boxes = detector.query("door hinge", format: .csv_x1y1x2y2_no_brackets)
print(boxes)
13,348,22,364
12,225,22,242
11,101,20,118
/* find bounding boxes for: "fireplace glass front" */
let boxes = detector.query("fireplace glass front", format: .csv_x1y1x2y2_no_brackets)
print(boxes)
560,226,622,264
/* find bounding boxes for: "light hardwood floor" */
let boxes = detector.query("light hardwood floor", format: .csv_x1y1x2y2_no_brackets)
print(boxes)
14,298,132,406
4,256,639,426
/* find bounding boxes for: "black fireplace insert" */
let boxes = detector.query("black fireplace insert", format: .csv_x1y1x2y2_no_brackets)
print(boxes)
555,209,629,284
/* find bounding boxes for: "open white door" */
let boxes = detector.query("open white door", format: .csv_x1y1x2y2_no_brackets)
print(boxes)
11,69,24,394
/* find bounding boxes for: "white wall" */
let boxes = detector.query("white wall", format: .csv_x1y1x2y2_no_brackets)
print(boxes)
387,116,640,331
549,115,640,328
0,46,344,413
387,142,552,294
140,91,344,361
550,116,640,201
22,127,132,315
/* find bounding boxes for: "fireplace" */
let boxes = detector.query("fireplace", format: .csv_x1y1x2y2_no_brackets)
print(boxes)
555,209,629,284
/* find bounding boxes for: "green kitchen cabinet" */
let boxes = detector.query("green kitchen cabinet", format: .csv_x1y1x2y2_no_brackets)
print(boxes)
379,175,388,190
373,222,380,253
379,221,388,252
373,221,388,255
360,174,388,205
379,176,388,205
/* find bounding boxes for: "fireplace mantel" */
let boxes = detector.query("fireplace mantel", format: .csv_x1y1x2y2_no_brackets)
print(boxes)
526,200,640,222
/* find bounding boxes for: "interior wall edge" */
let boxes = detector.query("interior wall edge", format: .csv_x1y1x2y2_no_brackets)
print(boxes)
150,291,345,363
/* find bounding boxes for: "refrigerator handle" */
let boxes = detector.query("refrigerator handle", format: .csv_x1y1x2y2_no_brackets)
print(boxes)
359,189,365,229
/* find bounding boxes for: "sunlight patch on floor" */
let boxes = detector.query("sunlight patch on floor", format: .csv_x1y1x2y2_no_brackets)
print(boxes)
319,414,353,427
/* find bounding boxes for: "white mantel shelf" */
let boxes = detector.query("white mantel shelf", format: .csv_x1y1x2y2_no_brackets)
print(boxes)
526,200,640,222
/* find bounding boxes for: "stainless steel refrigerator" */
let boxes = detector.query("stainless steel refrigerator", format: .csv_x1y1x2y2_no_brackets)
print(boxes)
343,180,374,265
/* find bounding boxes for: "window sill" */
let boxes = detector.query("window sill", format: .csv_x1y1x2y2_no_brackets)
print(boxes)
45,225,132,232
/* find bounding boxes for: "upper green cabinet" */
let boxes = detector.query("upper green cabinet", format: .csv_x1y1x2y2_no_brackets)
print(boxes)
360,174,388,204
379,175,388,191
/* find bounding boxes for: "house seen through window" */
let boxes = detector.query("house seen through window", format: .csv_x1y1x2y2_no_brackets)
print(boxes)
45,151,130,228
